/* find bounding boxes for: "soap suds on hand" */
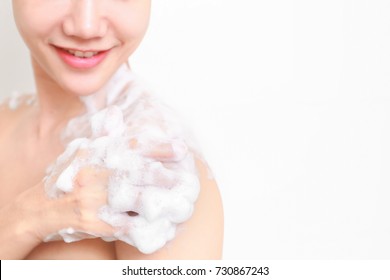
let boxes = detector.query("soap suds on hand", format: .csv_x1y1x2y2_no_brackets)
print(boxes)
43,65,202,254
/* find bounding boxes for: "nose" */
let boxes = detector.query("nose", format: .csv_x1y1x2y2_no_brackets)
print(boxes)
63,0,108,39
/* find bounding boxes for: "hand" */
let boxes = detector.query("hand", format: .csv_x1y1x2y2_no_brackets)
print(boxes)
0,164,115,260
62,166,115,237
130,137,189,162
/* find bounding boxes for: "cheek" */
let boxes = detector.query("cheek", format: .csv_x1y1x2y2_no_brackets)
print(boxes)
13,1,65,47
112,5,151,43
12,0,70,43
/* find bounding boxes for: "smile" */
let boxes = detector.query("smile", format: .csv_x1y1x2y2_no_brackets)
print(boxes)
55,46,110,69
66,49,100,58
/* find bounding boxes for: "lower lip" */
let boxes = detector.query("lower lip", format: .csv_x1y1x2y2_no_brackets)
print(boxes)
55,47,109,69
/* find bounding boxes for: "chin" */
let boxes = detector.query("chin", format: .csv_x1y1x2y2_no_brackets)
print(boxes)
67,83,105,97
58,71,113,97
59,79,105,97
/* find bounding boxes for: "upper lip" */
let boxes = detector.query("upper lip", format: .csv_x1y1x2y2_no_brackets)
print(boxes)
52,44,110,53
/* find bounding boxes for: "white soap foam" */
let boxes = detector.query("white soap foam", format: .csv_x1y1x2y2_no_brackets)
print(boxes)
43,64,202,254
4,91,37,110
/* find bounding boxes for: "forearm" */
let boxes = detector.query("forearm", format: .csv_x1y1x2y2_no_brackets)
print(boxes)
0,199,41,259
0,183,76,259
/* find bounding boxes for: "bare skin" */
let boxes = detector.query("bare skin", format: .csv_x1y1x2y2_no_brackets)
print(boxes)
0,97,224,260
1,0,224,259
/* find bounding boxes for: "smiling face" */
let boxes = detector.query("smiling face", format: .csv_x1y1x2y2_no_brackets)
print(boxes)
12,0,151,96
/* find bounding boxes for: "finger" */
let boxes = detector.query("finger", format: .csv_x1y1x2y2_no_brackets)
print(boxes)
130,138,188,162
75,166,110,188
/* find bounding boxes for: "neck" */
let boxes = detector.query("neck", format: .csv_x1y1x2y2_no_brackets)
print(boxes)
32,58,85,139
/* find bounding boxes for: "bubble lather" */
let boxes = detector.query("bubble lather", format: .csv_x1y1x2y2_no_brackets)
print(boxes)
43,65,202,254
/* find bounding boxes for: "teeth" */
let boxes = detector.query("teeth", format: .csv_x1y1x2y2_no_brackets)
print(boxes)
84,52,95,58
66,49,99,58
75,51,84,57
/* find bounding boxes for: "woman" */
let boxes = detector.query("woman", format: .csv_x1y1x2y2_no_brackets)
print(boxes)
0,0,223,259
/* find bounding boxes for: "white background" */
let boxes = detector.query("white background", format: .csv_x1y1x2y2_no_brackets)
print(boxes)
1,0,390,259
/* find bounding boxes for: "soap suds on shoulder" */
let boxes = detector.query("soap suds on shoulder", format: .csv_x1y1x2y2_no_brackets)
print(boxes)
44,65,203,254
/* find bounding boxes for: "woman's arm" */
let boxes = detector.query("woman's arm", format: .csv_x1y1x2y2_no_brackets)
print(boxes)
0,167,114,260
0,181,71,259
0,182,47,259
114,159,224,259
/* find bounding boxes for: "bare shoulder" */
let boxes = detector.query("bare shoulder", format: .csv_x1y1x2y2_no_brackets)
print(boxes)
0,99,24,135
0,93,36,131
115,158,224,260
0,99,15,131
